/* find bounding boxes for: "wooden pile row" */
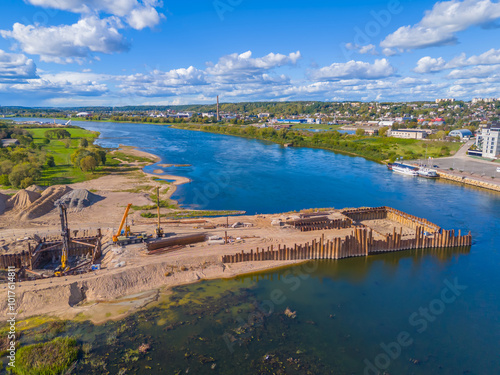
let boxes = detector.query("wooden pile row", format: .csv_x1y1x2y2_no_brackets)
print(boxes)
221,227,472,264
288,217,352,232
342,206,441,233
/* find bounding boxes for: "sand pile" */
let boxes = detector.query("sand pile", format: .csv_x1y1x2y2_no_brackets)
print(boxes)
20,185,72,220
7,190,41,211
57,189,103,210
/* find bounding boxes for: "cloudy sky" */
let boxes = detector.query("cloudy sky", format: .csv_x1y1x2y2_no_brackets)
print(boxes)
0,0,499,106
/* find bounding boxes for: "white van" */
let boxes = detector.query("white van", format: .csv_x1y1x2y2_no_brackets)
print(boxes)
497,167,500,173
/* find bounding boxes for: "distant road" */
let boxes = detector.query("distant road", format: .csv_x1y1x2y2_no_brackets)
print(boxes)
452,139,475,159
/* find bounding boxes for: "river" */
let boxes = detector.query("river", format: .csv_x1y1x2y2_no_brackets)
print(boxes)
13,118,500,374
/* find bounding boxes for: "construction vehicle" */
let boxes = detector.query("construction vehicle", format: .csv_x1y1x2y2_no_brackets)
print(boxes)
55,203,70,276
155,187,164,238
113,203,150,245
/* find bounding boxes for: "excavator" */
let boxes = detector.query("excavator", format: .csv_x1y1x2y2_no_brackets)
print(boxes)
113,203,150,245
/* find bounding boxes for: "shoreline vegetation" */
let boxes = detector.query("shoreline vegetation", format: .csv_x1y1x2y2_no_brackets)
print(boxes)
10,117,460,164
173,123,460,163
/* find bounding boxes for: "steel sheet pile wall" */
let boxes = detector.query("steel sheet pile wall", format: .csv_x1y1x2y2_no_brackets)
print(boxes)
342,207,441,233
288,217,352,232
0,233,103,271
221,228,472,264
222,207,472,264
0,251,30,269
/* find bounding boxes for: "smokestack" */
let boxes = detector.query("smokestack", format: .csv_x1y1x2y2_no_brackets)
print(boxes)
217,95,220,122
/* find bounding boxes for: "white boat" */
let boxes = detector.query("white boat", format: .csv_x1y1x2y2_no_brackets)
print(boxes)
418,168,438,178
391,163,418,176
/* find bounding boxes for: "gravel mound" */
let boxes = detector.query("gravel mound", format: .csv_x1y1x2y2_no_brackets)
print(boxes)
25,185,45,193
57,189,103,210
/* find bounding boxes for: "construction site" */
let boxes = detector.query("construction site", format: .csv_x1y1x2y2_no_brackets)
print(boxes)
0,195,471,277
0,156,473,321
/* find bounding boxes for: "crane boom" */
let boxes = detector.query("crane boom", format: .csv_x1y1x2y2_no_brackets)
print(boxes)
55,203,69,276
113,203,132,242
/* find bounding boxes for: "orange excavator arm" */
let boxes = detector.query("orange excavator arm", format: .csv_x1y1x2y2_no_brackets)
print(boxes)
113,203,132,242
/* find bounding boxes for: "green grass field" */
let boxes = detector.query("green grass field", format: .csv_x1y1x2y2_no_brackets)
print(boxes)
356,137,462,160
28,127,120,185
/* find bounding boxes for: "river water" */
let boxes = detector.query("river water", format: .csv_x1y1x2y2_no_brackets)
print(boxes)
14,119,500,374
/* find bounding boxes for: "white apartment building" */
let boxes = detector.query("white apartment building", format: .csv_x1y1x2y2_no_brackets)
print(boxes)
479,127,500,158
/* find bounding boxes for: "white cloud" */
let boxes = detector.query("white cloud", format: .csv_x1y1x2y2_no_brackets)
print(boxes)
382,48,398,56
25,0,164,30
359,44,378,55
381,0,500,50
115,51,301,98
415,48,500,73
205,51,301,84
0,50,38,82
310,59,396,81
0,17,129,63
6,71,109,98
447,64,500,79
127,6,163,30
345,43,378,55
119,66,207,96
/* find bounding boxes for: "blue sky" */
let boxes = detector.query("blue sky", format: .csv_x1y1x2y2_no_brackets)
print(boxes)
0,0,499,106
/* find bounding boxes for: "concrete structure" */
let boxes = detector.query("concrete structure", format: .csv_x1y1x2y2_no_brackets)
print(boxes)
389,129,428,139
1,139,19,147
449,129,473,140
479,126,500,158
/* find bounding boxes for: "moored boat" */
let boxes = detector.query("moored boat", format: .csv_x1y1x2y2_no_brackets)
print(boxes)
391,163,418,176
417,168,438,178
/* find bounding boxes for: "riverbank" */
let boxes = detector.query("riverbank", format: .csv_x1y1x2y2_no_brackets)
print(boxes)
0,206,471,325
172,123,461,163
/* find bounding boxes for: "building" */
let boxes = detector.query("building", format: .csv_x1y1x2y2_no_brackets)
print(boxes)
378,120,394,127
306,118,322,124
436,98,455,103
1,139,19,147
388,129,428,139
275,119,307,124
472,98,499,104
478,126,500,158
449,129,473,140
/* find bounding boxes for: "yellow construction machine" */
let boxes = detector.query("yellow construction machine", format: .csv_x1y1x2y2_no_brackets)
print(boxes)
55,203,70,276
113,204,150,245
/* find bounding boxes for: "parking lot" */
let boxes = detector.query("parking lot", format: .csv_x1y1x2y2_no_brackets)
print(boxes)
429,157,500,178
